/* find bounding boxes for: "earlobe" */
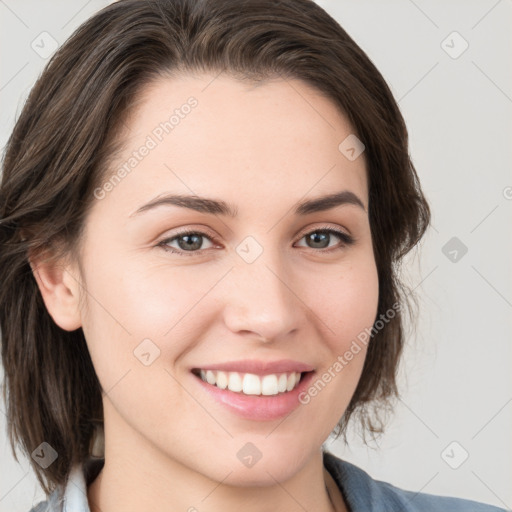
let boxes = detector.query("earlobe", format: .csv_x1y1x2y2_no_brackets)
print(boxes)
28,249,83,332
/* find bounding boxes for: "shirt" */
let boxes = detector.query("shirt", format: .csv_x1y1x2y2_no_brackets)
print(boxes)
28,450,507,511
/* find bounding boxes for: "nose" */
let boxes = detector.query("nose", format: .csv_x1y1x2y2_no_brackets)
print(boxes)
221,251,303,343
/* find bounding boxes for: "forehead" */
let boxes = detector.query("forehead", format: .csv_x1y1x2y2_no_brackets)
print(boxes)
94,72,368,219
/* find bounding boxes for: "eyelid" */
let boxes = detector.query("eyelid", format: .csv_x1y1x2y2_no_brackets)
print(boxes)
295,223,352,240
294,224,355,251
156,223,354,256
156,226,219,252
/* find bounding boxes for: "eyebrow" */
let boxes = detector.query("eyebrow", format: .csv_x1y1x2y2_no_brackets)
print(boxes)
129,190,366,218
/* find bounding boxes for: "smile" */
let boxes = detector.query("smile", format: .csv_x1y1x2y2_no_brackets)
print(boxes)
193,369,303,396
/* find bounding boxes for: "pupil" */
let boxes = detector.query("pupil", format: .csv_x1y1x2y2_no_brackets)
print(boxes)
309,232,328,248
180,234,202,251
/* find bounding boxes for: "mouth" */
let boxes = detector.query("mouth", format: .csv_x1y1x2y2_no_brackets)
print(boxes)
191,368,311,397
190,362,317,421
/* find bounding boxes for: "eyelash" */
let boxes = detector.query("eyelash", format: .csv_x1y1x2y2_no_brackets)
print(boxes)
156,225,355,257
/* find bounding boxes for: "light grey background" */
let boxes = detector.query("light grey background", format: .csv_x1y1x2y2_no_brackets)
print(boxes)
1,0,511,510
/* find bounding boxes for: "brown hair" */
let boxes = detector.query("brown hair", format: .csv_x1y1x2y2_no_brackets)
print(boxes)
0,0,430,495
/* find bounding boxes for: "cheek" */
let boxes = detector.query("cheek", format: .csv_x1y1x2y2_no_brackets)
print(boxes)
292,256,379,436
79,253,223,378
306,256,379,353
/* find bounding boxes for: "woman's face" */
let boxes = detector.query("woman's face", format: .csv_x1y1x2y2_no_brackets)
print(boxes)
72,73,379,484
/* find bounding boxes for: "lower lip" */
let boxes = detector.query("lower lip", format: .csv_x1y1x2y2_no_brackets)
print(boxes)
192,371,316,421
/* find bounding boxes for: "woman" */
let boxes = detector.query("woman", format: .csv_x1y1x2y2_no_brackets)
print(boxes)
0,0,505,511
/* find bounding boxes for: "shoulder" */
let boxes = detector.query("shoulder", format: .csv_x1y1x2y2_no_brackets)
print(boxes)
27,494,57,512
27,487,65,512
27,503,48,512
27,460,94,512
323,450,507,512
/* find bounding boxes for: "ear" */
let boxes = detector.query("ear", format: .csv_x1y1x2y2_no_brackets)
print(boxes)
28,247,83,331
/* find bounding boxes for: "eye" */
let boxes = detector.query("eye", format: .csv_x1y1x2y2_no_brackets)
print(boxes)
295,226,354,252
157,225,354,257
157,229,217,256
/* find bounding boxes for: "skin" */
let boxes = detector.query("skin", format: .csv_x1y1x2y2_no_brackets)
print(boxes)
31,72,379,512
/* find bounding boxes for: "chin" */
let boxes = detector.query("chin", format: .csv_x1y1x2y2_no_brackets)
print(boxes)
202,444,313,487
222,463,303,488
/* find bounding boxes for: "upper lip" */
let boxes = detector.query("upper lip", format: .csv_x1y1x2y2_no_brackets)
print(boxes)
192,359,315,375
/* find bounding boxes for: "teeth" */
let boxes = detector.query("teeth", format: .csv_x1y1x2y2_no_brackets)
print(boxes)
261,374,278,396
278,374,287,393
243,373,261,395
216,370,228,389
286,373,296,391
197,370,303,396
205,370,216,385
228,372,242,392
